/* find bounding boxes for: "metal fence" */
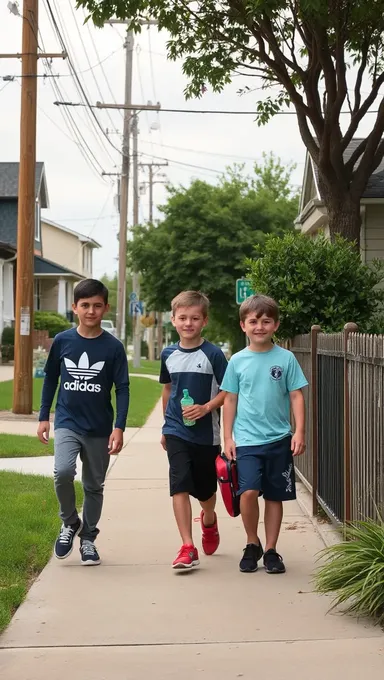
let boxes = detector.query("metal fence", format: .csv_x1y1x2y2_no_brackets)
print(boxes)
288,328,384,525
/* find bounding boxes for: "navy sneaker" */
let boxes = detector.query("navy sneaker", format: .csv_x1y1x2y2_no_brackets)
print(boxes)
54,518,83,559
80,540,101,566
263,549,286,574
239,541,264,573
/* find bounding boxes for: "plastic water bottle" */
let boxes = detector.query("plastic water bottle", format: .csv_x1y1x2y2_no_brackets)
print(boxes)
180,389,195,426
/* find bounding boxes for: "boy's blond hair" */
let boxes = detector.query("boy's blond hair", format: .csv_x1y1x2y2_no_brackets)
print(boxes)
239,294,279,323
171,290,210,317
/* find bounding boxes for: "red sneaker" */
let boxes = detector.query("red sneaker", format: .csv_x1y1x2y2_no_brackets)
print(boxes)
201,511,220,555
172,544,199,569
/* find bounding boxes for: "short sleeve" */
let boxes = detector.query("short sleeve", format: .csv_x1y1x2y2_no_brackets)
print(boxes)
286,354,308,392
220,359,239,394
159,351,171,384
213,349,228,387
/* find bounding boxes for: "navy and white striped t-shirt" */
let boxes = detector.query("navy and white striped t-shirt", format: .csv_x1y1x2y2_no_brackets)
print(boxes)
160,340,228,445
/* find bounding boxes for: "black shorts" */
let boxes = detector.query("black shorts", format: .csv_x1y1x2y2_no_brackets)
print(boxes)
236,435,296,501
165,435,220,502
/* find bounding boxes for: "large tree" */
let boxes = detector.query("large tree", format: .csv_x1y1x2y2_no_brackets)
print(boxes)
79,0,384,246
128,157,298,351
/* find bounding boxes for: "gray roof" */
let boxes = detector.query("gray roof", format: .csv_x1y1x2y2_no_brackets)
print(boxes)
34,255,82,279
313,139,384,199
0,162,48,206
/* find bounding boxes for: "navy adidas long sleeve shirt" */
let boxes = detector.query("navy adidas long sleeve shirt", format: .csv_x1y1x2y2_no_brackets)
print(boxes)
39,328,129,437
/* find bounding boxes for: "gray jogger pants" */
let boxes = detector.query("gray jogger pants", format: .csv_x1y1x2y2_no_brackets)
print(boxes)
54,428,110,542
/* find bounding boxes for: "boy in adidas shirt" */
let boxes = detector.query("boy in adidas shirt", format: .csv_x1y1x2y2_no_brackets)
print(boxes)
37,279,129,565
160,291,228,569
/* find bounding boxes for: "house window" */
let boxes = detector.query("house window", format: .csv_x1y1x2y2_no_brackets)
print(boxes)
34,279,41,311
35,201,41,242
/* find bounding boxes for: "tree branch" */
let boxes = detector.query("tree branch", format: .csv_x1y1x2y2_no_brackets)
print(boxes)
342,71,384,151
351,98,384,198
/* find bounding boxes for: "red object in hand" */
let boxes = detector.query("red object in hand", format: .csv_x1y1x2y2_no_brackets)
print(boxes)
215,452,240,517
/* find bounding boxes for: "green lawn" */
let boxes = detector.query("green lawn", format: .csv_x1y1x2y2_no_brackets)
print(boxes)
0,471,83,633
128,360,161,375
0,376,162,428
0,434,54,458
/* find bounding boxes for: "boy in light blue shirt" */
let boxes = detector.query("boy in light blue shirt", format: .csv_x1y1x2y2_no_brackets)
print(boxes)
221,295,308,575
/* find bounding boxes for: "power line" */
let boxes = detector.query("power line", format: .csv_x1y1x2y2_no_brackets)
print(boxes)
0,46,123,80
138,150,224,174
56,99,383,117
83,8,124,121
45,0,122,160
38,22,108,179
68,2,117,133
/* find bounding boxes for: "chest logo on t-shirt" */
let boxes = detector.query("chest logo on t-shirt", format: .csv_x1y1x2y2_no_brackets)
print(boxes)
63,352,105,393
270,365,283,381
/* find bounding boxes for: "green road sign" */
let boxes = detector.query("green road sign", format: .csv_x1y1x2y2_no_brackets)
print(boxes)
236,279,253,305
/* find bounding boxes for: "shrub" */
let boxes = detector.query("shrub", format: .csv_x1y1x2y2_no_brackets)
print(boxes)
247,233,384,339
0,345,14,363
1,326,14,346
34,311,71,338
314,517,384,624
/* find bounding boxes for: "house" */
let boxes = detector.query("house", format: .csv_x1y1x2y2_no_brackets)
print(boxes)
35,219,100,318
0,162,100,338
295,139,384,263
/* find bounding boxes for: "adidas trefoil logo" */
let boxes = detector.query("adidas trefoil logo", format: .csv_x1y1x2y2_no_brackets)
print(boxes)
63,352,104,393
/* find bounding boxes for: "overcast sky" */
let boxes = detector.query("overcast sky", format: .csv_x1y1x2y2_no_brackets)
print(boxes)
1,0,371,280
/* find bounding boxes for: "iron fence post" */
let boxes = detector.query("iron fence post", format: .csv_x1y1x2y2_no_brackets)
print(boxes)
343,322,358,523
311,325,321,515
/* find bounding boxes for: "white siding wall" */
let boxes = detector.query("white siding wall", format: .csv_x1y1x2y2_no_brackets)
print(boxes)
364,205,384,263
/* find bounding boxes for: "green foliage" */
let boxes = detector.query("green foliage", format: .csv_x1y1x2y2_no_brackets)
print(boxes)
1,326,14,346
247,232,384,338
1,327,15,362
315,517,384,625
77,0,384,244
34,312,71,338
129,158,298,351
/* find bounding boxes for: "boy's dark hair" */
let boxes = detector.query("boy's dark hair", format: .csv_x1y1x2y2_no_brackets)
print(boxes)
171,290,210,317
74,279,109,305
239,295,279,323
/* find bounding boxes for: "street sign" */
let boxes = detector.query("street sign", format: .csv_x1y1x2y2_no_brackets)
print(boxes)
129,292,137,302
236,279,253,305
129,300,143,315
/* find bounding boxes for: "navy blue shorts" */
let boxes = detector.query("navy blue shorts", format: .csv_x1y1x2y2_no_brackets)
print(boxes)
236,436,296,501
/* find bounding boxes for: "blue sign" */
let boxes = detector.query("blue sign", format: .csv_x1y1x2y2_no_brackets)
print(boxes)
130,301,143,315
129,292,137,302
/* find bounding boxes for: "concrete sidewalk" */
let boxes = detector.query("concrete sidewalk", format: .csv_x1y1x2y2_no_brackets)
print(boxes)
1,401,383,679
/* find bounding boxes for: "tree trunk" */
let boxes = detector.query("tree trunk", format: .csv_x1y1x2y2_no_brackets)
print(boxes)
327,198,361,247
318,177,361,247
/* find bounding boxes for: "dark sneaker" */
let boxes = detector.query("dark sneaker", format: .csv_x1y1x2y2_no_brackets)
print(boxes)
54,518,83,559
263,549,286,574
80,540,101,566
239,541,264,573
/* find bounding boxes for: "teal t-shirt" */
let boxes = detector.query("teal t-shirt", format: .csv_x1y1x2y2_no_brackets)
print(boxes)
221,345,308,446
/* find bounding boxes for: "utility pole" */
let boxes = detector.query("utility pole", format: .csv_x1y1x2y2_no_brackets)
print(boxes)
132,114,141,369
116,31,133,344
13,0,38,413
3,2,66,413
138,161,168,222
138,161,168,360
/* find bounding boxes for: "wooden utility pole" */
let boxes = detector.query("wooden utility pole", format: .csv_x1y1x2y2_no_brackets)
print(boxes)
1,2,66,413
132,114,141,369
116,31,133,343
138,161,167,359
13,0,38,414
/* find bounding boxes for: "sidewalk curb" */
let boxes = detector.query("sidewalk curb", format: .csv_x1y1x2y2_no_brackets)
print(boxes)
296,481,342,549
